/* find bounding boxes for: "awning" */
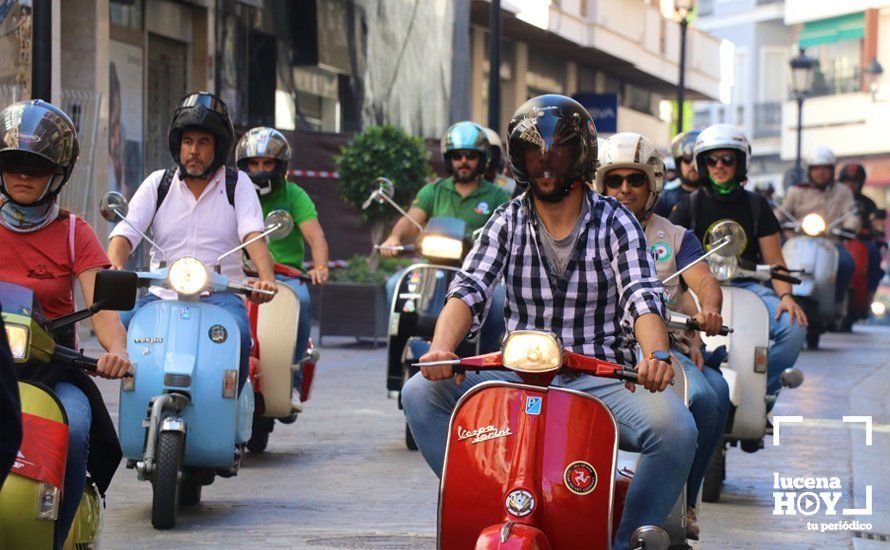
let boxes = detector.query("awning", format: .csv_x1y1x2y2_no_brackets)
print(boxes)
799,12,865,48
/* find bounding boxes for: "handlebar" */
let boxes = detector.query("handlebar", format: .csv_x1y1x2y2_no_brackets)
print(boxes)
666,312,732,336
375,244,416,252
771,271,802,285
53,345,133,378
227,281,277,296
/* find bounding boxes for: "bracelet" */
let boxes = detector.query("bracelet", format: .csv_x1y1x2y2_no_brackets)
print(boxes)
313,264,328,271
779,292,794,300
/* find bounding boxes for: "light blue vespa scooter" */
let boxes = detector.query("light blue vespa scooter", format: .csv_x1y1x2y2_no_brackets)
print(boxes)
100,191,292,529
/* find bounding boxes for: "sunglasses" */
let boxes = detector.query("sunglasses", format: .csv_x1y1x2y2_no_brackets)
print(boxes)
0,153,59,178
679,156,694,164
705,154,737,167
452,151,480,161
603,173,649,189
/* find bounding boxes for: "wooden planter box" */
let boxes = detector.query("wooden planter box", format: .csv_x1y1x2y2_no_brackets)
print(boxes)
317,282,388,346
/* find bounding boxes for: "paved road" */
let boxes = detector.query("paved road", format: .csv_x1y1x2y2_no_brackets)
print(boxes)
89,326,890,549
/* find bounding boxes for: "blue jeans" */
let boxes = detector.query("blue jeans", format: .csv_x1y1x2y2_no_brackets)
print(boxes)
673,350,730,507
865,240,884,293
55,382,91,549
836,243,855,303
402,371,697,550
731,281,806,402
120,292,251,392
276,276,312,395
386,270,506,354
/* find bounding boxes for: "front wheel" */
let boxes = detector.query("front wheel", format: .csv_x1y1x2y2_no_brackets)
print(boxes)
151,431,183,529
806,327,821,350
701,439,725,503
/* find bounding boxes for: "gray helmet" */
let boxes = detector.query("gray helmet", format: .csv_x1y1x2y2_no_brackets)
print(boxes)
0,100,80,205
441,121,490,176
235,127,292,195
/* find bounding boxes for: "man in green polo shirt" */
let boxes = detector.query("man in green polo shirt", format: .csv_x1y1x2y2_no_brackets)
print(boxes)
380,121,510,251
381,121,510,353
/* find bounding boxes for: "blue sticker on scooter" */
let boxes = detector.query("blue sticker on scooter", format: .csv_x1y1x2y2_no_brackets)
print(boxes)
525,396,542,415
180,307,190,320
209,324,228,343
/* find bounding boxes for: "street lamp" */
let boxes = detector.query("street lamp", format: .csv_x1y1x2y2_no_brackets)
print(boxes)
675,0,695,134
790,48,815,179
865,57,884,100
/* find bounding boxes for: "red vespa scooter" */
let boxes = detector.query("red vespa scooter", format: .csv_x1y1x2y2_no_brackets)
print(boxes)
415,330,670,550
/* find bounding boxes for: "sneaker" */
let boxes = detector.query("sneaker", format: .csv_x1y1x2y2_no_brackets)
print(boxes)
686,506,701,541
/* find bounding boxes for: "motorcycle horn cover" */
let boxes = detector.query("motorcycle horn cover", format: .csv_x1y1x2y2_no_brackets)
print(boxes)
168,91,235,179
506,94,597,196
235,126,292,195
441,121,490,175
594,132,665,218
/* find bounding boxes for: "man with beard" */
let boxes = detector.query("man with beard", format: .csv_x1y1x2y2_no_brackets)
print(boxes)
401,95,695,550
653,131,700,217
380,121,510,251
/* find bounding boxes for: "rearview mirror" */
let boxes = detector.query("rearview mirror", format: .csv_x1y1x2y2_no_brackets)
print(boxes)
100,191,128,222
93,269,138,311
264,210,294,240
706,220,747,258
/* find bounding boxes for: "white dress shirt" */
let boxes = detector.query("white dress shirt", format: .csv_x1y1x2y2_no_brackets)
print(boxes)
110,166,266,297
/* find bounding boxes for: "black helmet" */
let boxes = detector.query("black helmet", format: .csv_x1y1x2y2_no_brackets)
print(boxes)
0,99,79,205
168,92,234,178
480,126,505,180
235,127,292,196
670,130,700,167
506,94,596,197
838,162,866,191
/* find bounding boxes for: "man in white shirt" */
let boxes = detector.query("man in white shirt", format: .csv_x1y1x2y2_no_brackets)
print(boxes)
107,92,277,392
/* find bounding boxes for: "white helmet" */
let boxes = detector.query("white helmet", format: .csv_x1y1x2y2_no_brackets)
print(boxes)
595,132,665,217
595,137,608,173
806,146,836,168
664,156,677,172
693,123,751,182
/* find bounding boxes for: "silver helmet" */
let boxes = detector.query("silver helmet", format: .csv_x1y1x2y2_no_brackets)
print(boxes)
235,127,292,195
595,132,665,218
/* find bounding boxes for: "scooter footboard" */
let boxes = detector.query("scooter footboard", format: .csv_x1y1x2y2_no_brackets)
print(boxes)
440,382,618,550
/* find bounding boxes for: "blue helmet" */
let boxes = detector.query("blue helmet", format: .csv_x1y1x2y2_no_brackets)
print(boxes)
441,121,490,176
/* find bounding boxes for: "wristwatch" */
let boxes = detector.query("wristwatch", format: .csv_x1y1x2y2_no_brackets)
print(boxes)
650,350,672,365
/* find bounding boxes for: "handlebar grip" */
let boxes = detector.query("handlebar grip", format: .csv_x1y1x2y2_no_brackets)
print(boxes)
772,272,802,285
679,316,733,336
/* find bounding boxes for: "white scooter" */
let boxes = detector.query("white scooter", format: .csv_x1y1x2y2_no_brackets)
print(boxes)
698,220,804,502
777,205,857,349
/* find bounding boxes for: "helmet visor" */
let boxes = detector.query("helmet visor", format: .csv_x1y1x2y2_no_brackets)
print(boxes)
0,150,61,177
178,93,229,117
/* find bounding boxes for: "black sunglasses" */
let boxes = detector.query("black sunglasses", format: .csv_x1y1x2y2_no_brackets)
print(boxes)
603,173,649,189
452,151,480,161
705,154,737,167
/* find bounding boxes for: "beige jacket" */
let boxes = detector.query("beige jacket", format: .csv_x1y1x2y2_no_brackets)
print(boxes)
782,182,860,235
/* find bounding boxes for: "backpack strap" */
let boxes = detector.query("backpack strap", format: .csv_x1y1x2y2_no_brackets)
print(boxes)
149,167,177,232
690,189,702,232
68,213,76,266
747,190,761,238
225,167,237,207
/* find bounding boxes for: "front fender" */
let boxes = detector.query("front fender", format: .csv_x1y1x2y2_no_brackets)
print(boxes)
474,522,553,550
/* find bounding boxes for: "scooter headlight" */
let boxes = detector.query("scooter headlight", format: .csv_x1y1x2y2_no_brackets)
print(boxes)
36,482,61,520
501,331,563,373
801,213,827,236
707,255,738,282
168,257,208,296
420,235,463,261
4,323,28,361
871,301,886,317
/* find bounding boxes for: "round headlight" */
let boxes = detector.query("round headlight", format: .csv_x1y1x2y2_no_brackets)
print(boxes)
871,301,886,317
801,213,827,236
420,235,463,261
707,255,738,282
168,257,208,296
501,331,563,373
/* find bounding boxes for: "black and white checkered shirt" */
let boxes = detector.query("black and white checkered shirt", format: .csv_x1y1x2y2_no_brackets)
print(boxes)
446,188,665,367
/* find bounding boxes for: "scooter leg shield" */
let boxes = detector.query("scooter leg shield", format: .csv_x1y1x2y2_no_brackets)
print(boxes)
254,284,300,417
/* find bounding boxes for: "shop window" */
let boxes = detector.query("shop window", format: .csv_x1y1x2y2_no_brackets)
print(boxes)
110,0,143,30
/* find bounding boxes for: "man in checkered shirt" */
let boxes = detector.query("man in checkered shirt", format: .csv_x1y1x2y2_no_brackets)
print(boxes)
402,95,697,550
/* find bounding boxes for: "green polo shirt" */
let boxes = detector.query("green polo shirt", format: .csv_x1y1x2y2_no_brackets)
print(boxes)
259,181,318,269
412,177,511,236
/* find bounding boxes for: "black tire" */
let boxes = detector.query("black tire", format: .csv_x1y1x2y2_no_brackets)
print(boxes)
806,328,820,350
180,478,202,506
151,431,183,529
247,417,273,454
405,421,418,451
702,440,725,503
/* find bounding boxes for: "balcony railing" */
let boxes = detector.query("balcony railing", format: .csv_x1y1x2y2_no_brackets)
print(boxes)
809,67,861,98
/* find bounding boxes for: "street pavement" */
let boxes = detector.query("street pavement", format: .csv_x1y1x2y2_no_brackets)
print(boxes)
87,325,890,549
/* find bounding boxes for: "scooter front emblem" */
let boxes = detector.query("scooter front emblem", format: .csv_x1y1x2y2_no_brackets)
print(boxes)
505,489,535,517
209,324,228,343
564,461,597,495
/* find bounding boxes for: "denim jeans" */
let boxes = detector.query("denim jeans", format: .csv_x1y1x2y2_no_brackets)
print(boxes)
120,292,251,392
402,371,697,550
672,350,730,507
54,382,91,549
865,240,884,293
276,275,312,395
836,243,855,303
730,280,806,402
386,269,506,354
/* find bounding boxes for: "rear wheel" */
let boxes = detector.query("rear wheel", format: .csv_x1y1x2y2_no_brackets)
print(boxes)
180,477,202,506
151,431,183,529
702,439,725,503
405,421,418,451
806,328,821,350
247,417,274,454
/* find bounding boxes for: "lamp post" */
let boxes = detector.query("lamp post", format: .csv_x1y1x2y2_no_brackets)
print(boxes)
675,0,695,134
865,57,884,101
790,48,815,179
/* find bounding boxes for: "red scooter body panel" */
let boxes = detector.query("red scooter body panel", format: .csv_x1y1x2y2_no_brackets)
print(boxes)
440,381,618,550
845,239,870,312
475,523,553,549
